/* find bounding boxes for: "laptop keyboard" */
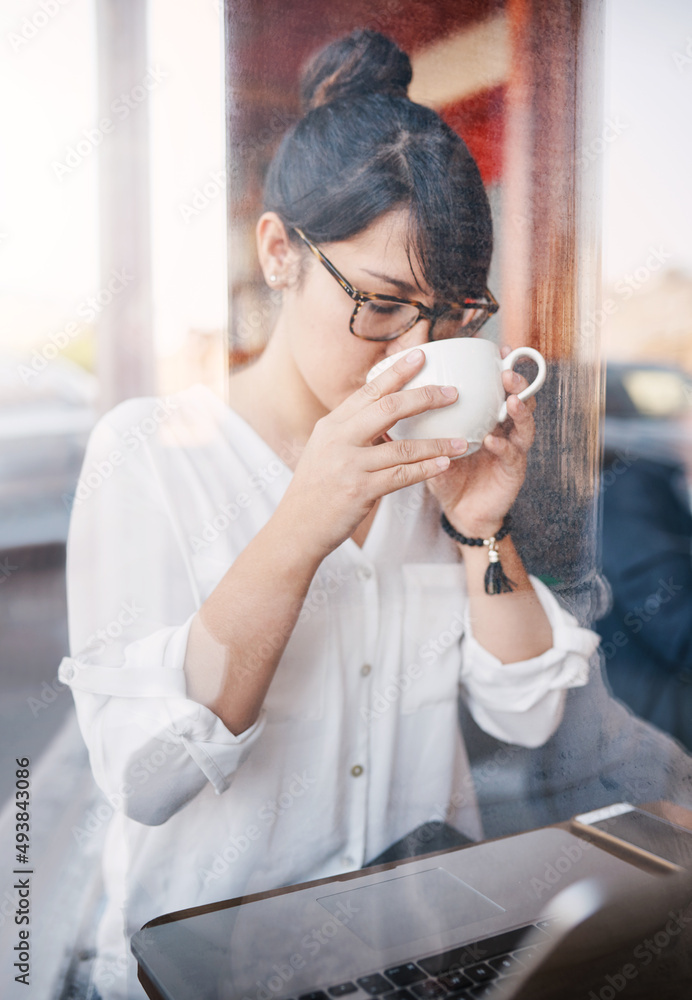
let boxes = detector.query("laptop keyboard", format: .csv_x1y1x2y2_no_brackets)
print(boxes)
292,922,554,1000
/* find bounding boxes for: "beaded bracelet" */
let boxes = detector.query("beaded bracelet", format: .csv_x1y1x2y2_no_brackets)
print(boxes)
440,513,515,595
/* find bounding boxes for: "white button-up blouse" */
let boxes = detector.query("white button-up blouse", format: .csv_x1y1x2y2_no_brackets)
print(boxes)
58,385,599,999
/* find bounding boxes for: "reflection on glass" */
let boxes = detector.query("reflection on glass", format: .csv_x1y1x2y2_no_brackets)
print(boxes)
622,368,692,418
26,5,692,1000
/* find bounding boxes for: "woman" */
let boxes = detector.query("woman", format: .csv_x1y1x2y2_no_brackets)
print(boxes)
59,29,599,1000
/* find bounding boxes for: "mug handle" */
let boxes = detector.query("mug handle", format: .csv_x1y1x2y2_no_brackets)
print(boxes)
498,347,547,422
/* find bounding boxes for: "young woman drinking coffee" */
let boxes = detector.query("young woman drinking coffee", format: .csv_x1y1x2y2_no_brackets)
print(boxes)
60,29,599,1000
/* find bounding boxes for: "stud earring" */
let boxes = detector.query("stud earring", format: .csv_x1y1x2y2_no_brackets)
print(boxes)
269,274,277,283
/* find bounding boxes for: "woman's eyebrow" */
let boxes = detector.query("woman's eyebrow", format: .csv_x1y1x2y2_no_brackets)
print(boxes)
360,267,422,297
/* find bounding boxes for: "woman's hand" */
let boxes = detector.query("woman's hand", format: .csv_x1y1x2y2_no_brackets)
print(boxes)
278,348,466,559
424,356,553,667
425,352,537,538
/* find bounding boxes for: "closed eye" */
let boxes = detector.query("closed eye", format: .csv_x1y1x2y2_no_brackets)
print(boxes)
366,300,410,316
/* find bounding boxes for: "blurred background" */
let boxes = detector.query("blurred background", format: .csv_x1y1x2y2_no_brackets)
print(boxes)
0,0,691,995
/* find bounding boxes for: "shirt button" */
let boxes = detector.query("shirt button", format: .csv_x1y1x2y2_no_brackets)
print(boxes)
350,764,364,778
61,662,75,681
356,566,372,581
360,664,372,677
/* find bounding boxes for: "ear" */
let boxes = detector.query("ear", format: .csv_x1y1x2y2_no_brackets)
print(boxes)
256,212,300,288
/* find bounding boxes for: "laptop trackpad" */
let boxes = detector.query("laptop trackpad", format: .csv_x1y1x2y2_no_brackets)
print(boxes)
317,868,505,951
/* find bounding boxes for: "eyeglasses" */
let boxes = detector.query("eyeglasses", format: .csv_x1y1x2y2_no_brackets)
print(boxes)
293,227,499,342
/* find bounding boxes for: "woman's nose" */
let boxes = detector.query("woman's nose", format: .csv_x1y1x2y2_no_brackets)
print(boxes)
384,318,432,356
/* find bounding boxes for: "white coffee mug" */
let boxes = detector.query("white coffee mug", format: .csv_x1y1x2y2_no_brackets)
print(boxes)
366,338,547,456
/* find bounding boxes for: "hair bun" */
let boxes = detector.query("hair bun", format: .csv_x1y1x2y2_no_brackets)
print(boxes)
301,29,412,112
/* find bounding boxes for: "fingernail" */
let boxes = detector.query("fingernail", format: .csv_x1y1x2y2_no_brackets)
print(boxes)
435,456,450,468
405,349,423,364
512,371,522,385
451,438,466,451
441,385,458,397
514,396,526,411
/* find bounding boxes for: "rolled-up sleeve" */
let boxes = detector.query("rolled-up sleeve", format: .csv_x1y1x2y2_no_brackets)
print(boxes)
59,401,264,826
460,576,600,747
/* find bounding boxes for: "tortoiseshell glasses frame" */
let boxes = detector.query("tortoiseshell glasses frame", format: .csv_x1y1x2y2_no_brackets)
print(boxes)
293,227,499,342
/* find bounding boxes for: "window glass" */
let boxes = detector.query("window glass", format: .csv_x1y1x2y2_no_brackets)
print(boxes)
2,4,692,999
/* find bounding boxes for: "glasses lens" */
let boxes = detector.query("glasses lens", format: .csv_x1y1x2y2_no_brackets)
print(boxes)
432,306,491,340
353,299,421,341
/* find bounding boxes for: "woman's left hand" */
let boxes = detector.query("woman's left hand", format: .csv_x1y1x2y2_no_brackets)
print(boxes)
424,355,537,538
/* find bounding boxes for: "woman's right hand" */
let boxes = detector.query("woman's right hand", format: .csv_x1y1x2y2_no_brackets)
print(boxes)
277,347,468,559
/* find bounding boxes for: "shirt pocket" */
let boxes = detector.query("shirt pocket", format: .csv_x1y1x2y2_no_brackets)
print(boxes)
399,563,466,715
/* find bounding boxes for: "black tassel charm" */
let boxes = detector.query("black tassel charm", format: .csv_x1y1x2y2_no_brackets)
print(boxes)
440,513,515,596
483,536,516,595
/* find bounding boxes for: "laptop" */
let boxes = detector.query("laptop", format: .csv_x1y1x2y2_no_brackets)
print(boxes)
131,826,692,1000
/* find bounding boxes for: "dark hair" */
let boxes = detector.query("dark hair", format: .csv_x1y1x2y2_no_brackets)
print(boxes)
263,29,493,299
